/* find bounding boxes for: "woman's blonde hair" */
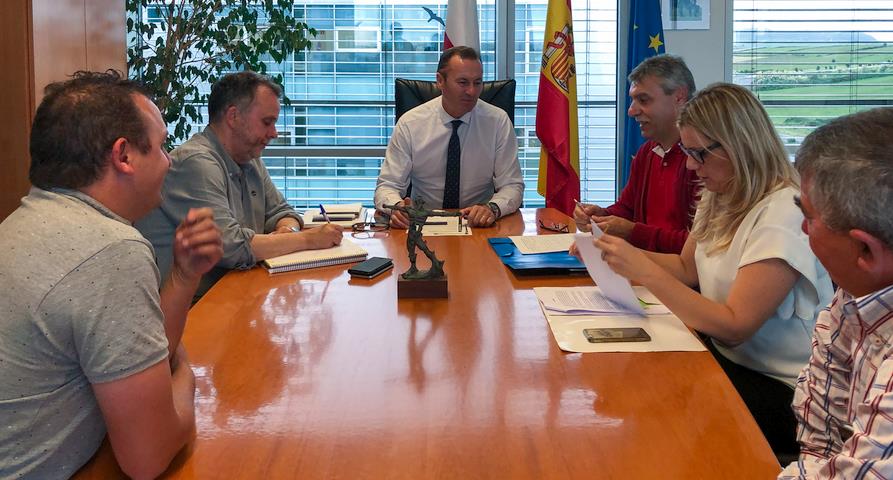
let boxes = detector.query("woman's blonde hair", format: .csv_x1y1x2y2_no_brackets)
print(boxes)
679,83,798,255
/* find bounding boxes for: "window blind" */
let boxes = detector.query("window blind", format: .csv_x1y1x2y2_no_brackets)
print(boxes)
135,0,617,208
733,0,893,152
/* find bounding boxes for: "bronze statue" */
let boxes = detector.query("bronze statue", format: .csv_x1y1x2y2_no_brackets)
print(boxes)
383,199,462,280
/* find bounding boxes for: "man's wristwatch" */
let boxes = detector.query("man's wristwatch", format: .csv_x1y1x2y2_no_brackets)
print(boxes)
487,202,501,219
288,215,304,232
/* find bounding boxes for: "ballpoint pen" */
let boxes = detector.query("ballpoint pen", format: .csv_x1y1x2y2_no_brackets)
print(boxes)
573,198,589,229
318,204,331,223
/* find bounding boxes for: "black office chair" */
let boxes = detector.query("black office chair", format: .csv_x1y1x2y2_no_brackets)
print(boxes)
394,78,516,125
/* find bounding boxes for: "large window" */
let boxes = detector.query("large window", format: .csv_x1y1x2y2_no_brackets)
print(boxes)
733,1,893,151
268,0,617,208
143,1,617,208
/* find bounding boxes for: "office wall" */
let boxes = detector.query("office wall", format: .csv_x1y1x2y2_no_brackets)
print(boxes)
0,0,125,220
615,0,729,183
664,0,729,87
616,0,729,98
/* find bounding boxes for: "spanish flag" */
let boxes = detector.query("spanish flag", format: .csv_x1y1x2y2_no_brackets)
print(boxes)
536,0,579,216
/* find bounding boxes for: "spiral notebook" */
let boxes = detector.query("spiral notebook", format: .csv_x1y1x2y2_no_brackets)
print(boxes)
262,238,368,274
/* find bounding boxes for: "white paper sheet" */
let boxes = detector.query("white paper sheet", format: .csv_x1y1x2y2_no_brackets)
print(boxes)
302,204,366,227
537,297,705,353
508,233,576,254
535,286,671,315
320,203,364,215
574,227,644,315
421,216,471,236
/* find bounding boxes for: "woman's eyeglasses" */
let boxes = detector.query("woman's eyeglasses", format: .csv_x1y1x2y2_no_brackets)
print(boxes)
351,221,390,238
538,220,569,233
680,141,722,164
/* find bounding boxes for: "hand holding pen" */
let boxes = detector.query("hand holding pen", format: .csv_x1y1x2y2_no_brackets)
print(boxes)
574,198,592,232
573,198,607,220
304,204,344,248
318,204,331,223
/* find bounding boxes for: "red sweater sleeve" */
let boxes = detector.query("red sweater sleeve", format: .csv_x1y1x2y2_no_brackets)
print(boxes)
605,145,648,220
627,222,689,253
607,143,699,254
626,165,698,253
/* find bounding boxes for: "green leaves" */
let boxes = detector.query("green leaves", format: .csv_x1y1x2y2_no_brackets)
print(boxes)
126,0,313,147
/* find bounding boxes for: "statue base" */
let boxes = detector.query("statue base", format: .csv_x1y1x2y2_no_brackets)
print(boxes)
397,275,448,298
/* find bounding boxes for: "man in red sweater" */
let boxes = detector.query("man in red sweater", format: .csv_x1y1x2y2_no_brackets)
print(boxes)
575,54,699,253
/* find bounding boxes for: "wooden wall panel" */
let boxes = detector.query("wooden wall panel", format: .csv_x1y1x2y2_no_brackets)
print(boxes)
0,0,35,220
0,0,125,220
31,0,88,105
85,0,127,74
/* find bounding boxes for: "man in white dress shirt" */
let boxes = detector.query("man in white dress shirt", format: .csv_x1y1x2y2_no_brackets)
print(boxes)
374,46,524,228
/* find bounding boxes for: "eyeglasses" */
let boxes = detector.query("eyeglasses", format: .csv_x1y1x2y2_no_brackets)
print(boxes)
351,221,390,238
680,141,722,165
538,220,569,233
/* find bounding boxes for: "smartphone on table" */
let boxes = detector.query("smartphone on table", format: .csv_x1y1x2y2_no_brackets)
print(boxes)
348,257,394,279
583,327,651,343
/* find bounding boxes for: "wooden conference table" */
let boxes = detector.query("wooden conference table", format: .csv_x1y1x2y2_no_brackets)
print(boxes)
75,208,780,479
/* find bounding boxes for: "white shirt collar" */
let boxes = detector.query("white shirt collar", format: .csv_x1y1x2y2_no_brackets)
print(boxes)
436,97,476,126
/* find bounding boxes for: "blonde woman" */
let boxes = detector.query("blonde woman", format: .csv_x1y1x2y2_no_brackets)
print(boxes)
591,83,833,455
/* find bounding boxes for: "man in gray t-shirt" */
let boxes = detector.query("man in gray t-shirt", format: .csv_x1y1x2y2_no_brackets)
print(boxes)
137,71,344,297
0,72,222,478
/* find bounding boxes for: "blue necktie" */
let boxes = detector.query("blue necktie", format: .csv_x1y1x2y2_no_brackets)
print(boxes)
443,119,462,209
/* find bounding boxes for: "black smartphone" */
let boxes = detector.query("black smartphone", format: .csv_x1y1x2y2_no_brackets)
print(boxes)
583,327,651,343
348,257,394,279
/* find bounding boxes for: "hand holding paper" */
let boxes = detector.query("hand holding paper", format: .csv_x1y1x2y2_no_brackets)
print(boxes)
592,232,661,286
574,223,644,315
591,215,635,239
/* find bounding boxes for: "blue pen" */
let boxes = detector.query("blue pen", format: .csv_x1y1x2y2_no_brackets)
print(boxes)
318,204,331,223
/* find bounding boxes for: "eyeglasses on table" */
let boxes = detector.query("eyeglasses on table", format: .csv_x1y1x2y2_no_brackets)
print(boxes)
537,220,569,233
351,221,390,238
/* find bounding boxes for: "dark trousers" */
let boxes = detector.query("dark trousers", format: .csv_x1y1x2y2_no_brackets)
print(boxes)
705,338,800,456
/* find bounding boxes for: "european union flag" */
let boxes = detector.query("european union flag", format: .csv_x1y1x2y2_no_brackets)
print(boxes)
620,0,665,190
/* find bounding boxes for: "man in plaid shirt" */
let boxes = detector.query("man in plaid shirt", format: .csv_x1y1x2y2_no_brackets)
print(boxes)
782,107,893,478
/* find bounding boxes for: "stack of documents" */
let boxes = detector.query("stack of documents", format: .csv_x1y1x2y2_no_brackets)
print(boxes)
535,286,670,316
508,233,575,254
533,222,704,353
535,286,703,353
573,223,645,314
420,215,471,236
302,203,366,227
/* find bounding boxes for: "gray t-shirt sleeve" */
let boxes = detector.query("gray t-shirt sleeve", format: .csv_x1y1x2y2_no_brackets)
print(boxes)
256,160,300,232
40,239,169,384
165,153,258,269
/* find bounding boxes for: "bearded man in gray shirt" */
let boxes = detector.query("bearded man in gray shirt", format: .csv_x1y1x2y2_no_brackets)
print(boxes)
137,71,343,297
0,72,222,478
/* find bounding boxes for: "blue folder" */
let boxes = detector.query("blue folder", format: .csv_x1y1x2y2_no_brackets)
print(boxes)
487,237,586,275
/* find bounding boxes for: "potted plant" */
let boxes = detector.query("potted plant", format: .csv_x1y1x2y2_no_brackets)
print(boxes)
126,0,315,145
